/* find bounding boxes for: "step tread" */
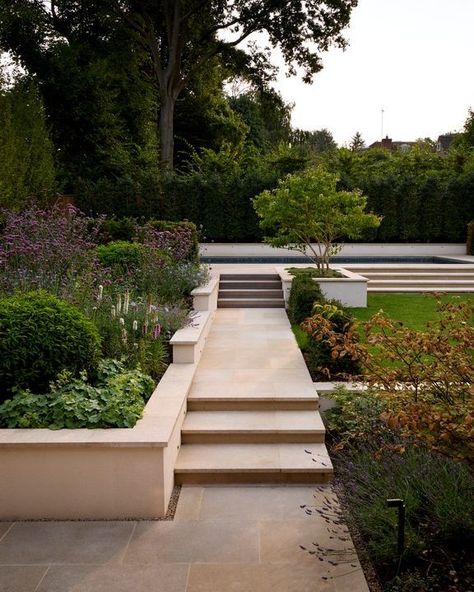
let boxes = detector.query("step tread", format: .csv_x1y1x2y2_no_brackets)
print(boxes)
220,274,281,280
182,410,324,434
175,442,333,473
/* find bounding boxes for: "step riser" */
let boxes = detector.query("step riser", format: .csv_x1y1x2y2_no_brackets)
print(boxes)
364,274,474,279
220,281,283,289
218,300,285,308
219,290,284,298
181,432,325,444
369,282,474,288
187,401,319,412
175,471,333,485
369,287,474,292
220,274,280,281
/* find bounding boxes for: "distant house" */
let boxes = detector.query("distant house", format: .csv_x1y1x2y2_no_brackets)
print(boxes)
436,133,459,152
368,136,416,152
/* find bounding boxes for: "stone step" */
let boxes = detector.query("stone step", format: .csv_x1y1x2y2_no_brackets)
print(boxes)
218,289,284,299
220,274,281,281
175,442,333,484
348,266,473,274
218,298,285,308
363,272,474,279
187,382,319,412
181,410,325,444
368,279,474,288
369,286,474,293
219,281,283,289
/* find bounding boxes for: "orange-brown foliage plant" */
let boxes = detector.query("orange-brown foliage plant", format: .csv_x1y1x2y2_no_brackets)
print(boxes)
308,299,474,461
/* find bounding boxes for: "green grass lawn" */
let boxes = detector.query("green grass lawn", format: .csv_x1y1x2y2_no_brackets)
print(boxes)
292,293,474,350
351,293,474,330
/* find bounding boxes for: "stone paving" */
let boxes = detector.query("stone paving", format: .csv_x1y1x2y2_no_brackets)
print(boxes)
0,486,369,592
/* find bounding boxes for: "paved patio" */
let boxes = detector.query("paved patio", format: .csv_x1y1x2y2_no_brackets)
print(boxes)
0,485,369,592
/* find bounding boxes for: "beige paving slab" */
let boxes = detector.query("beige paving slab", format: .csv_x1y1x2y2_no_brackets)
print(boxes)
0,524,13,542
36,564,189,592
187,563,335,592
123,521,259,564
182,411,324,434
197,486,331,522
173,487,204,522
176,443,280,472
0,565,48,592
0,522,134,565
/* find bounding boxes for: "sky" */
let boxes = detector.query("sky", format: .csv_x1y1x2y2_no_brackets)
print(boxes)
272,0,474,146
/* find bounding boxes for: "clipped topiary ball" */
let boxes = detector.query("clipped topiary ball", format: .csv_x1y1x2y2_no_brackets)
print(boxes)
0,290,101,399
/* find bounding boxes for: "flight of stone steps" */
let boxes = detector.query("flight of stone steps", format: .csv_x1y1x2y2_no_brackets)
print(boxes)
218,273,285,307
175,306,333,485
347,265,474,292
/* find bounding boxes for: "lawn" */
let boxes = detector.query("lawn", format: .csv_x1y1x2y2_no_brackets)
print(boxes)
292,292,474,350
351,293,474,330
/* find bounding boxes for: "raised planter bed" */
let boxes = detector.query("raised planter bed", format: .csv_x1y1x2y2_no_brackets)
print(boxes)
0,277,218,520
276,266,368,308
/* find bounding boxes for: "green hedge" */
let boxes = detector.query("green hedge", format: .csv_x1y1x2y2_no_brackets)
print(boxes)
467,220,474,255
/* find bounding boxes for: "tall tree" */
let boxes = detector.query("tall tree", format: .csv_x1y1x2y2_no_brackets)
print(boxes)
349,131,365,151
116,0,357,168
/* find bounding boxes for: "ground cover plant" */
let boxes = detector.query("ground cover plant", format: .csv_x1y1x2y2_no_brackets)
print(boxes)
318,296,474,591
0,204,208,427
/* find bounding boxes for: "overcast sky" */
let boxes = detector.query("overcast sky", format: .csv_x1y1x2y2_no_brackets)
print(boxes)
273,0,474,146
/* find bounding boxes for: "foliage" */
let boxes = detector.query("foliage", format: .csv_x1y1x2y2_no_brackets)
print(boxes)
0,359,154,429
349,131,365,152
0,205,102,298
0,290,101,399
287,272,324,324
336,445,474,584
301,302,361,379
0,78,56,209
331,299,474,461
138,220,199,263
324,146,474,243
290,128,337,154
87,287,190,379
324,385,390,450
253,167,381,271
96,241,171,294
161,146,281,241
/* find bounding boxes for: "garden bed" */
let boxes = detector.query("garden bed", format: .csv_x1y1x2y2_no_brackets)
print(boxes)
0,280,218,520
277,265,368,308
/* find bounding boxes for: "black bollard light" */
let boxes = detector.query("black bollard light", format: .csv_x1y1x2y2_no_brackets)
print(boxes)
386,498,406,557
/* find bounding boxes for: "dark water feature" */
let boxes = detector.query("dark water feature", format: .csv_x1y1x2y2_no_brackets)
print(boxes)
201,256,467,264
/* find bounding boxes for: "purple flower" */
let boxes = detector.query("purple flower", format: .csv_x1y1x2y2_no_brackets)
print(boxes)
151,324,161,339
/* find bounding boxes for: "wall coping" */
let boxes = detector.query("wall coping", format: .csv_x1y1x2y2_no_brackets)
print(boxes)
190,277,219,296
276,266,368,283
0,360,195,448
170,311,211,346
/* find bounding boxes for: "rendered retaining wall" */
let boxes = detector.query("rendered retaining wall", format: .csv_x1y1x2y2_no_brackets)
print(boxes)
0,277,218,520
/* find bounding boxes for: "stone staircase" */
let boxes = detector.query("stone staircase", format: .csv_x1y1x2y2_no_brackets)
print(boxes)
175,308,332,485
347,265,474,292
218,273,285,308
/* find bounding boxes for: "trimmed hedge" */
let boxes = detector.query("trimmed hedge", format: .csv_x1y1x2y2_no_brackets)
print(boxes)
0,291,101,399
287,273,324,325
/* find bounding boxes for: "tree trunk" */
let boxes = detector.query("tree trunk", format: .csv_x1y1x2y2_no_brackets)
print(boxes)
159,92,176,170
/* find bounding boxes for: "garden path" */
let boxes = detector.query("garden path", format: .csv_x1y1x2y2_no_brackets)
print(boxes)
0,485,370,591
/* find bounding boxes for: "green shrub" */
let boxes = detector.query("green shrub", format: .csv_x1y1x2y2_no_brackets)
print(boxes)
302,303,361,378
287,273,324,324
0,359,154,429
467,220,474,255
0,290,101,399
96,240,145,268
98,218,138,243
